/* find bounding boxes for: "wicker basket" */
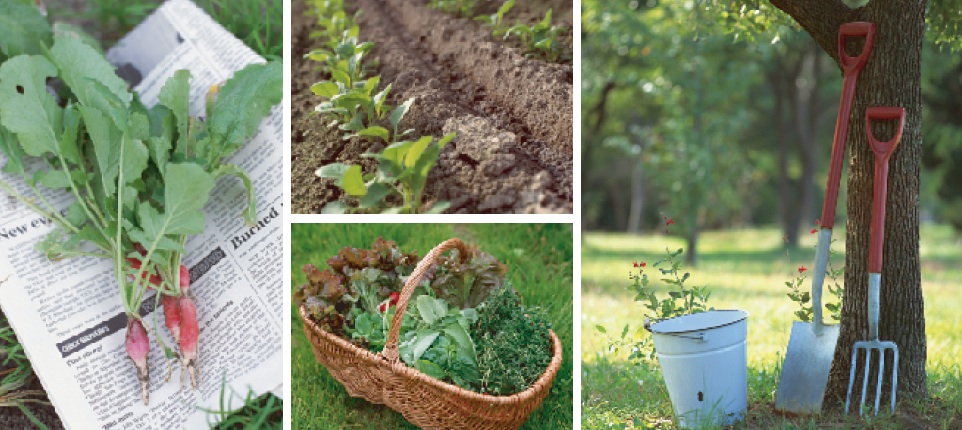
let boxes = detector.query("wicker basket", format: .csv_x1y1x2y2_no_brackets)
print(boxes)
301,238,563,429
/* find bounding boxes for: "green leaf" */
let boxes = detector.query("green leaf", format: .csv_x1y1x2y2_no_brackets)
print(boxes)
359,183,391,209
443,323,476,359
65,201,87,226
158,69,191,159
0,1,51,57
416,295,447,325
331,69,351,85
390,98,415,132
425,201,450,214
208,61,283,162
51,22,102,54
0,126,26,175
354,126,389,143
596,324,607,334
321,201,349,214
381,140,414,171
58,104,82,164
311,81,339,98
79,105,120,194
0,54,61,157
315,163,350,180
410,330,440,363
137,163,215,244
415,359,446,379
39,170,70,189
214,164,257,226
49,33,132,108
403,136,433,168
341,165,367,197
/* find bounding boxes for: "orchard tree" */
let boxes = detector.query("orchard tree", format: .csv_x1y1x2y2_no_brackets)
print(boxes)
763,0,943,403
582,0,763,264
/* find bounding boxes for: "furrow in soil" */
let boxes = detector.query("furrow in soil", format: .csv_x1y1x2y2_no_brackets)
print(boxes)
291,0,573,213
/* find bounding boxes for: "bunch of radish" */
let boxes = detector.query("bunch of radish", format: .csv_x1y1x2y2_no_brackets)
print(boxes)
0,2,281,404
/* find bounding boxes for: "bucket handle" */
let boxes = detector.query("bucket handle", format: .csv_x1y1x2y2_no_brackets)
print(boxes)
644,319,707,342
662,332,706,342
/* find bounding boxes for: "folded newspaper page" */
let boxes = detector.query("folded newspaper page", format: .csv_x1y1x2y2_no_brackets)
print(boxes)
0,0,283,428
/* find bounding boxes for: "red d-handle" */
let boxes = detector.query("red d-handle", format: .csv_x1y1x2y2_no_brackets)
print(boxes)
866,106,905,274
838,22,876,74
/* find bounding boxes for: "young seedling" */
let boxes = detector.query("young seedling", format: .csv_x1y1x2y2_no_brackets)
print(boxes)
505,9,565,62
476,0,515,37
315,98,455,214
305,31,373,79
428,0,477,18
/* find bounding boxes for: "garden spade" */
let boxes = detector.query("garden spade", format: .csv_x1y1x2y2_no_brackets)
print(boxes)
774,21,876,415
845,106,904,416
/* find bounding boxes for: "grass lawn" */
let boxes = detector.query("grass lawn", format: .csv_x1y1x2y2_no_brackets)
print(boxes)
583,225,962,429
291,223,574,429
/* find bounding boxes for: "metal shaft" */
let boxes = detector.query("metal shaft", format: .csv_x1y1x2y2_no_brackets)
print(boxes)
811,228,833,333
868,272,881,341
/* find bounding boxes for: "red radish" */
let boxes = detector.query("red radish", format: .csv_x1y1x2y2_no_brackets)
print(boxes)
178,295,199,389
378,293,401,313
162,294,181,342
126,257,162,287
125,317,150,404
179,265,190,294
163,264,191,342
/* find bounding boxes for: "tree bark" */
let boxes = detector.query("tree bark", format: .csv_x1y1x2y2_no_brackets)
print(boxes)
770,0,928,405
627,154,645,234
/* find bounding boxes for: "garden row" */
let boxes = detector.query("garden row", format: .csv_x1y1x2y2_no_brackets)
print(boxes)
291,0,574,214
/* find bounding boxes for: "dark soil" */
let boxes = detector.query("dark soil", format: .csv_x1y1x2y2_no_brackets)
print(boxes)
291,0,574,214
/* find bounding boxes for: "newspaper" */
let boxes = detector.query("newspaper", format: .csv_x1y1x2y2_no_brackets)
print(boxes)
0,1,283,428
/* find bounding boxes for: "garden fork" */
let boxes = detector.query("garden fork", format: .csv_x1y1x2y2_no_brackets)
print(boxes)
844,107,904,416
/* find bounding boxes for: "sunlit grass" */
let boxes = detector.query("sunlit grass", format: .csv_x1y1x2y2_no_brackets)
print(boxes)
583,225,962,429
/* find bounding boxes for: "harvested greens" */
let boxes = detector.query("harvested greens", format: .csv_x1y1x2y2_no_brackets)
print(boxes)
296,238,552,395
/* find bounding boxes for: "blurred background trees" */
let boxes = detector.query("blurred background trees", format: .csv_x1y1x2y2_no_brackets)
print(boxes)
582,0,961,263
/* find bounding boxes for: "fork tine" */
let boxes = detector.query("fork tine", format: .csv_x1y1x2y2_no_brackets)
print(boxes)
874,347,885,414
890,347,899,413
859,348,871,416
845,348,859,414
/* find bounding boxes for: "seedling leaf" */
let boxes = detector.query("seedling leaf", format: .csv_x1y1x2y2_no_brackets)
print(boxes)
341,165,367,196
390,98,415,131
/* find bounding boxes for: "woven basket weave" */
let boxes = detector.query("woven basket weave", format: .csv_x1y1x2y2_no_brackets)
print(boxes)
301,238,563,429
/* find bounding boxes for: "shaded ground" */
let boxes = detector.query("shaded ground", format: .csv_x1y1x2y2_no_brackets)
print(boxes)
0,309,64,429
291,0,573,214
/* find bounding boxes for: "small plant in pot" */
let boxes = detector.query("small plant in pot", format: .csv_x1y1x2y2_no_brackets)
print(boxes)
599,217,748,429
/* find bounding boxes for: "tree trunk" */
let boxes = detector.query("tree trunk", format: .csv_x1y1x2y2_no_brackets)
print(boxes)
769,0,928,405
627,154,645,234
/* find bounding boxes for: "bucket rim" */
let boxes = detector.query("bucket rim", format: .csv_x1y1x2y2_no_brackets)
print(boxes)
649,309,749,334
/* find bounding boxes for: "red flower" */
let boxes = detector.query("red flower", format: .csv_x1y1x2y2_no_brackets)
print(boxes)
389,292,400,305
640,261,647,267
379,301,389,313
815,219,820,226
810,228,818,234
666,218,675,226
798,266,807,273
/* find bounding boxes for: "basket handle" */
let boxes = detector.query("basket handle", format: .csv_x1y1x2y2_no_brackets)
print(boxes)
381,238,470,362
